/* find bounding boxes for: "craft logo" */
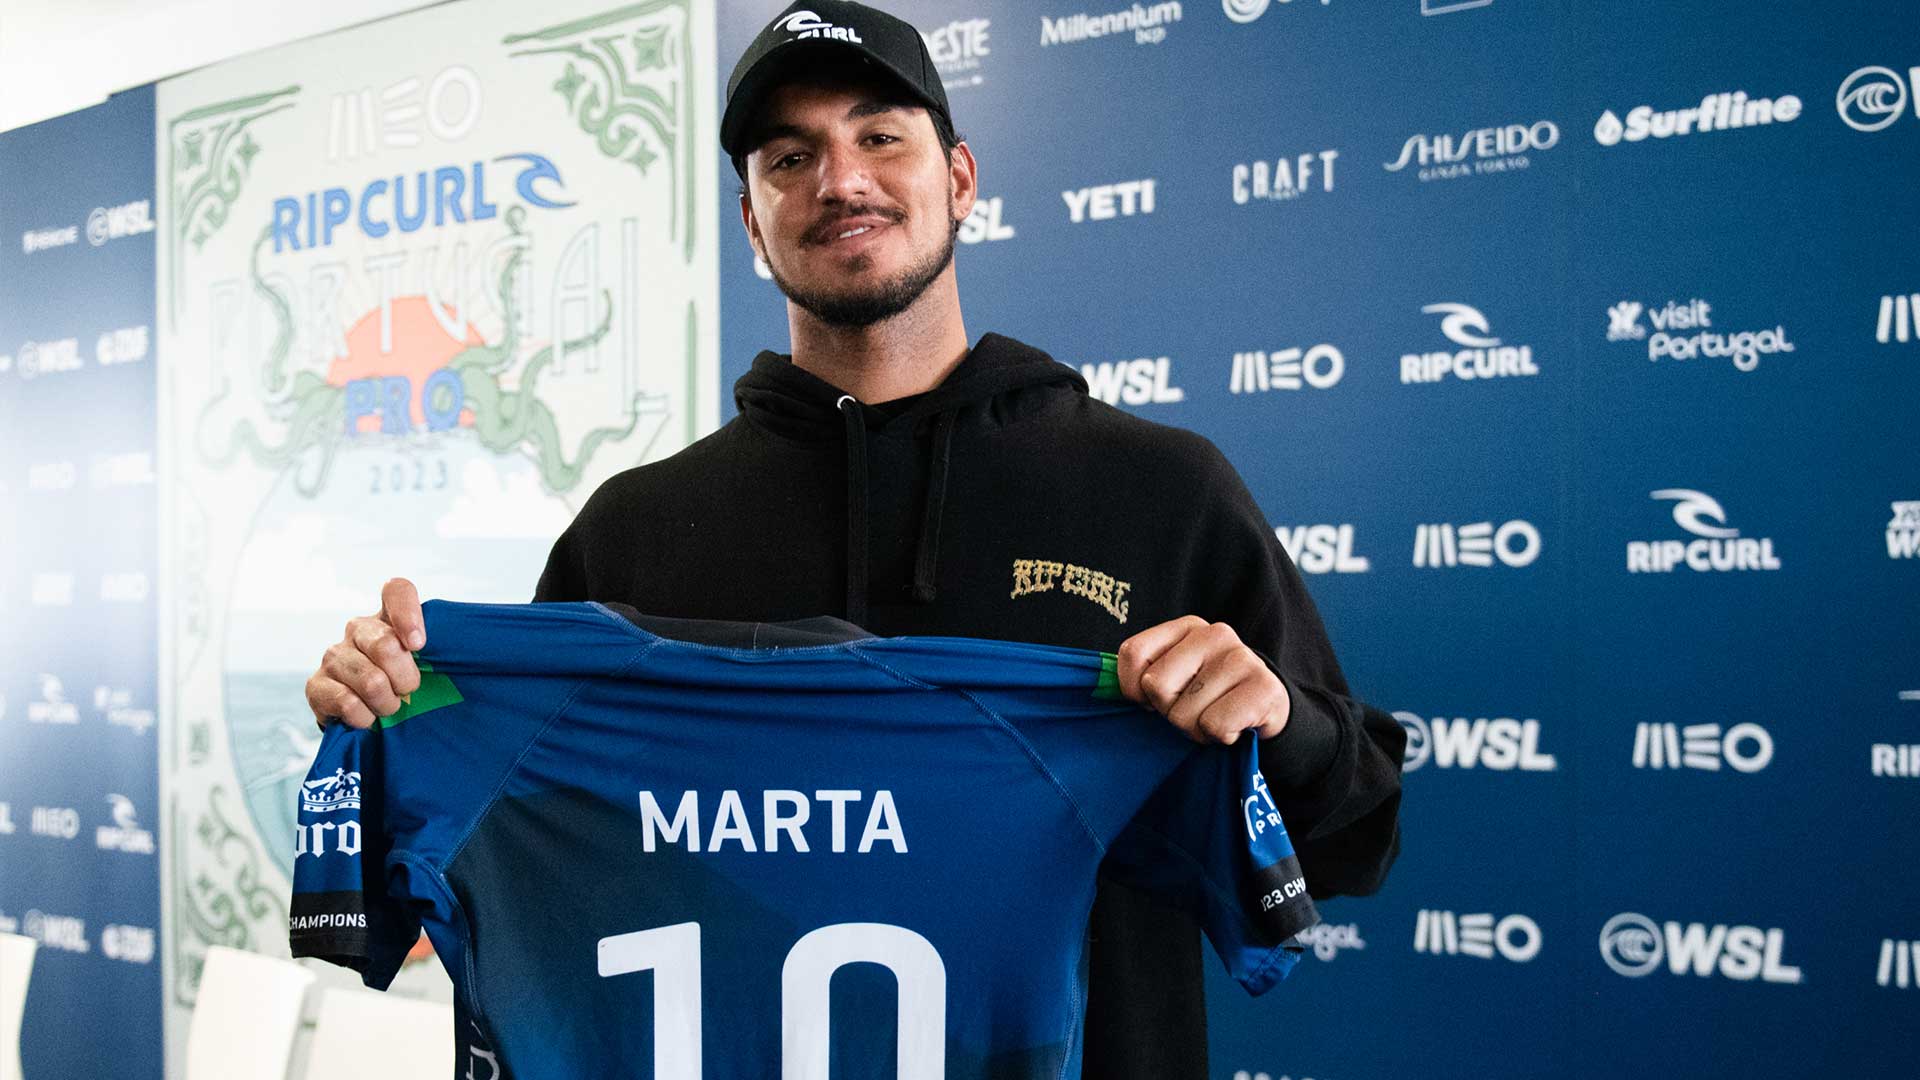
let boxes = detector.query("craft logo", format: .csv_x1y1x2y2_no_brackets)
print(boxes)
302,768,363,812
101,924,156,964
1063,179,1157,223
1230,345,1345,393
1627,489,1781,573
30,805,79,840
96,794,156,854
87,200,155,247
778,9,864,42
1233,150,1338,204
1876,292,1919,344
1413,520,1542,568
1394,711,1557,772
1600,912,1802,983
21,224,79,254
958,196,1016,244
22,911,89,954
28,674,79,725
1879,939,1920,987
96,686,157,735
1606,298,1794,372
1414,910,1542,962
1401,303,1539,384
270,153,573,254
1383,120,1558,183
96,324,151,367
27,460,76,491
1885,500,1918,560
1836,65,1919,132
1631,722,1774,772
637,789,909,854
31,572,74,606
1041,2,1184,46
13,337,83,379
924,17,990,88
0,802,12,835
1083,357,1185,404
1593,90,1802,147
1276,524,1371,574
1872,743,1919,778
1296,922,1367,961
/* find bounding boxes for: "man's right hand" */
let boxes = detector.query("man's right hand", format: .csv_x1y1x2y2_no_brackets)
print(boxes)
306,577,426,729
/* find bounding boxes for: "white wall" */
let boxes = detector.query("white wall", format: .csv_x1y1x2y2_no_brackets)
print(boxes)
0,0,447,132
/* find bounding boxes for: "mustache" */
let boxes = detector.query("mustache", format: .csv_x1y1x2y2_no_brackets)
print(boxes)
807,207,905,245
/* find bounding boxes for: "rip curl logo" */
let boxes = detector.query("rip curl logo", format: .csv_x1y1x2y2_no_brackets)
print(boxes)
1010,559,1131,623
777,10,864,42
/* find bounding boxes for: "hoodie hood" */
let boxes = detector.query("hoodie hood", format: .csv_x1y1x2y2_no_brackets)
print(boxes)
731,332,1087,626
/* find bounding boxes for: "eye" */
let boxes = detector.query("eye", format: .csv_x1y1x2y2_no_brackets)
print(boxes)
866,133,899,146
769,151,807,171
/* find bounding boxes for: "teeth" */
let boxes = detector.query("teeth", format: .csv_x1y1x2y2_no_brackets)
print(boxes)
836,226,873,240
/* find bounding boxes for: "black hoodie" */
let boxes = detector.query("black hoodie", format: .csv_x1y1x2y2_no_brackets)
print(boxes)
535,331,1405,1077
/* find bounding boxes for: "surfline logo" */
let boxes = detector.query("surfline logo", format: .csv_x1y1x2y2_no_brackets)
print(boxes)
1594,90,1801,147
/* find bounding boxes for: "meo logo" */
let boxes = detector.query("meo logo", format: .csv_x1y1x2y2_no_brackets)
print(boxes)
1414,910,1541,962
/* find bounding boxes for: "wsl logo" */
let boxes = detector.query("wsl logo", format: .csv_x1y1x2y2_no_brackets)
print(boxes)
1606,297,1794,372
1275,524,1370,574
1626,489,1781,573
271,153,573,254
1599,912,1802,984
1394,711,1557,772
1230,345,1344,394
1889,502,1920,559
302,768,363,812
1836,65,1919,132
1413,520,1541,568
958,196,1015,244
1400,303,1540,384
1631,722,1774,772
1594,90,1801,147
1082,357,1184,405
778,9,865,42
87,200,155,247
1383,120,1558,183
1414,910,1542,963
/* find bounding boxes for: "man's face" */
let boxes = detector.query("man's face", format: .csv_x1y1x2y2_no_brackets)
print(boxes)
740,78,975,328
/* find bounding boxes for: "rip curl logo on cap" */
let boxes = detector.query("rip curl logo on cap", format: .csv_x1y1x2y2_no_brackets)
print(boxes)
777,9,865,43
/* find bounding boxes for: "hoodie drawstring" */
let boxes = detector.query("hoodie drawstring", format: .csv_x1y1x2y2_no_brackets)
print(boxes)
910,410,956,604
837,394,870,626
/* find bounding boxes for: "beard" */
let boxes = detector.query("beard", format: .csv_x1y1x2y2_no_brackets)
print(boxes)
767,215,960,329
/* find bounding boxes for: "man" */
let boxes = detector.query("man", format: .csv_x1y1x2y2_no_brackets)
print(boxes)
306,1,1404,1075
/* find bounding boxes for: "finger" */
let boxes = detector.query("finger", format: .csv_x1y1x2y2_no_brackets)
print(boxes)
1136,622,1233,718
323,637,404,718
1167,648,1268,739
1191,676,1285,746
352,614,422,699
1115,615,1207,703
382,577,426,651
307,673,377,731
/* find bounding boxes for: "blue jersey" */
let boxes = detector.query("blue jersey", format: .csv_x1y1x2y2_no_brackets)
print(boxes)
289,601,1316,1079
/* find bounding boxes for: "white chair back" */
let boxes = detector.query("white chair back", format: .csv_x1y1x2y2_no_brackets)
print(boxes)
184,945,317,1080
0,932,36,1080
302,986,454,1079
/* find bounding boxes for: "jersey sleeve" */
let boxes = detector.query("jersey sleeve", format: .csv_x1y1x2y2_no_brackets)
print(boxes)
288,722,421,988
1099,736,1319,995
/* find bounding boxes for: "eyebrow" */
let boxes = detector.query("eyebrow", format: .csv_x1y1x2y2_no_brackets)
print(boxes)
752,101,907,151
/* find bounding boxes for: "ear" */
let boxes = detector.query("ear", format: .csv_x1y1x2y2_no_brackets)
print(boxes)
947,140,978,224
739,187,766,263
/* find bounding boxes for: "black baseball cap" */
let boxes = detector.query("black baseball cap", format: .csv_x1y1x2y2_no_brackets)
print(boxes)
722,1,953,160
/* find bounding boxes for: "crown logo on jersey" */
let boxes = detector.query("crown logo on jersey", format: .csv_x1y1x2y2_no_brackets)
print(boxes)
302,768,362,812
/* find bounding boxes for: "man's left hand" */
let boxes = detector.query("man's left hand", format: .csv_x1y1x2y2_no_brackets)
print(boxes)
1116,615,1290,744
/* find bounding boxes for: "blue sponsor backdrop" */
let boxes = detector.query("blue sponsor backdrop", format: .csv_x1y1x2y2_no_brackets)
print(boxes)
717,1,1919,1077
0,86,162,1080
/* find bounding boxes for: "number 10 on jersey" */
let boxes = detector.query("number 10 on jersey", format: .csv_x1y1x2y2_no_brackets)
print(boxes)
598,921,948,1078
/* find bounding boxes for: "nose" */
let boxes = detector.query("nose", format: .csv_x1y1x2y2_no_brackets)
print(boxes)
814,138,873,204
